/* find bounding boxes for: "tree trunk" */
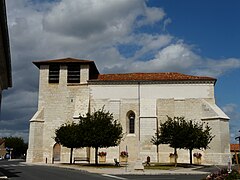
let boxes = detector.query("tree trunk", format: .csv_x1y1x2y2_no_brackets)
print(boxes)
174,148,177,167
189,149,193,165
95,147,98,165
70,147,73,164
157,145,159,163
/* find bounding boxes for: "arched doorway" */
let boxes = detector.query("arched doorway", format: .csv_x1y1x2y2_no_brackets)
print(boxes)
53,143,61,161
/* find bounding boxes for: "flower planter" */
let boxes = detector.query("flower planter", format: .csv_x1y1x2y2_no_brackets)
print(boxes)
169,153,178,164
169,156,177,163
194,157,201,165
170,157,175,163
99,156,106,163
120,156,128,162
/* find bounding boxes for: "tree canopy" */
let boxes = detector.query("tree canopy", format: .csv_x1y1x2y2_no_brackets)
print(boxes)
79,107,123,164
55,107,123,164
4,136,28,159
55,122,84,164
151,116,214,165
181,120,214,164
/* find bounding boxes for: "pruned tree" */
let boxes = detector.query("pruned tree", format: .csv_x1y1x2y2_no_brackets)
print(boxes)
79,107,123,165
158,116,187,166
151,131,163,163
182,120,214,164
55,122,84,164
151,116,214,165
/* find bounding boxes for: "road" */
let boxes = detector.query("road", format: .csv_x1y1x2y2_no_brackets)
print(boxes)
0,160,110,180
0,159,209,180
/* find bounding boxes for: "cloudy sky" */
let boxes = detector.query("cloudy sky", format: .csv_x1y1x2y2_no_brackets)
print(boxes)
1,0,240,143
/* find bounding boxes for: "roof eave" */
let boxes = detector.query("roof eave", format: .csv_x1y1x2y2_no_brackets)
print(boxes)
32,58,100,75
88,79,216,84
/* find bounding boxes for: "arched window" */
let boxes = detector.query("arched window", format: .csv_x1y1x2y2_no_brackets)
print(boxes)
127,111,135,134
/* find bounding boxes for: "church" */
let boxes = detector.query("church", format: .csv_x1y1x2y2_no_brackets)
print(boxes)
27,57,230,165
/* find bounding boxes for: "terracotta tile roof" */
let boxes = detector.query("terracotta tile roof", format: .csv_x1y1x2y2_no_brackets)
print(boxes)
95,72,216,82
230,144,240,152
33,57,99,75
33,57,94,66
32,58,216,82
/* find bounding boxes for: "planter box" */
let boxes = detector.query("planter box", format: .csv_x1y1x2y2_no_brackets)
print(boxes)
99,156,106,163
120,156,128,162
169,156,178,163
194,157,201,165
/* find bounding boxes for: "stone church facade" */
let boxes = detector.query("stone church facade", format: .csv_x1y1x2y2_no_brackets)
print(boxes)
27,58,230,165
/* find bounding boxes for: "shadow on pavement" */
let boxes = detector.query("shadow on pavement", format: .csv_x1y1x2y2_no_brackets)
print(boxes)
0,167,21,178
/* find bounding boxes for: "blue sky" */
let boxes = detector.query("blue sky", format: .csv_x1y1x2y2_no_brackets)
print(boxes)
1,0,240,144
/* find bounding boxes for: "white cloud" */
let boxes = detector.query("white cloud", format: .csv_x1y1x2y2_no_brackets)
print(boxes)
223,104,238,114
132,34,173,60
137,6,165,26
192,58,240,77
104,42,201,73
0,129,29,142
43,0,144,38
221,104,240,143
3,0,240,142
163,18,172,31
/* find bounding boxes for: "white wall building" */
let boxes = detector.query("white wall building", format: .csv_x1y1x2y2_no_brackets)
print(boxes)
27,58,230,165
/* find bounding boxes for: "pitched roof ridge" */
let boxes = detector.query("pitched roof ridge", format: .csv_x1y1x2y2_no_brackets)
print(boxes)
33,57,94,63
96,72,216,81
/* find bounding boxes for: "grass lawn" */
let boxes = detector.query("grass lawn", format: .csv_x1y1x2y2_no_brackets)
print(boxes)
144,164,176,170
61,162,205,170
144,163,204,170
62,163,123,168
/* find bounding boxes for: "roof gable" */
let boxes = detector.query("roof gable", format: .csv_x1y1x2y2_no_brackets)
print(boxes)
33,57,94,67
33,57,99,77
32,58,216,84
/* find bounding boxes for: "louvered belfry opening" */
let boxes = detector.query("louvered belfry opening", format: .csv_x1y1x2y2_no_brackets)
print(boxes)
67,64,80,83
48,64,60,83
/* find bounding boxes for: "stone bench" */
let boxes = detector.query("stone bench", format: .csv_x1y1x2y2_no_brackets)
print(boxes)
73,157,90,163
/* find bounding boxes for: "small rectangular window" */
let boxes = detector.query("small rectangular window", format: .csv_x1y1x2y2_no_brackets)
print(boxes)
49,65,60,83
67,65,80,83
129,119,135,134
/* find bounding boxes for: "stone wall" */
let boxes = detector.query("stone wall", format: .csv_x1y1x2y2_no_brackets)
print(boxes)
89,83,230,165
27,63,230,165
27,64,90,163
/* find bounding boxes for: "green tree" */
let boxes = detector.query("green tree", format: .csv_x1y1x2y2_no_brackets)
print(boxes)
152,116,214,165
79,107,123,165
182,120,214,164
55,122,84,164
157,116,186,166
151,131,163,163
4,136,28,158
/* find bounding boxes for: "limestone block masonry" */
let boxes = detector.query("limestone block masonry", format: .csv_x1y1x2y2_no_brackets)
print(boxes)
27,58,230,165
